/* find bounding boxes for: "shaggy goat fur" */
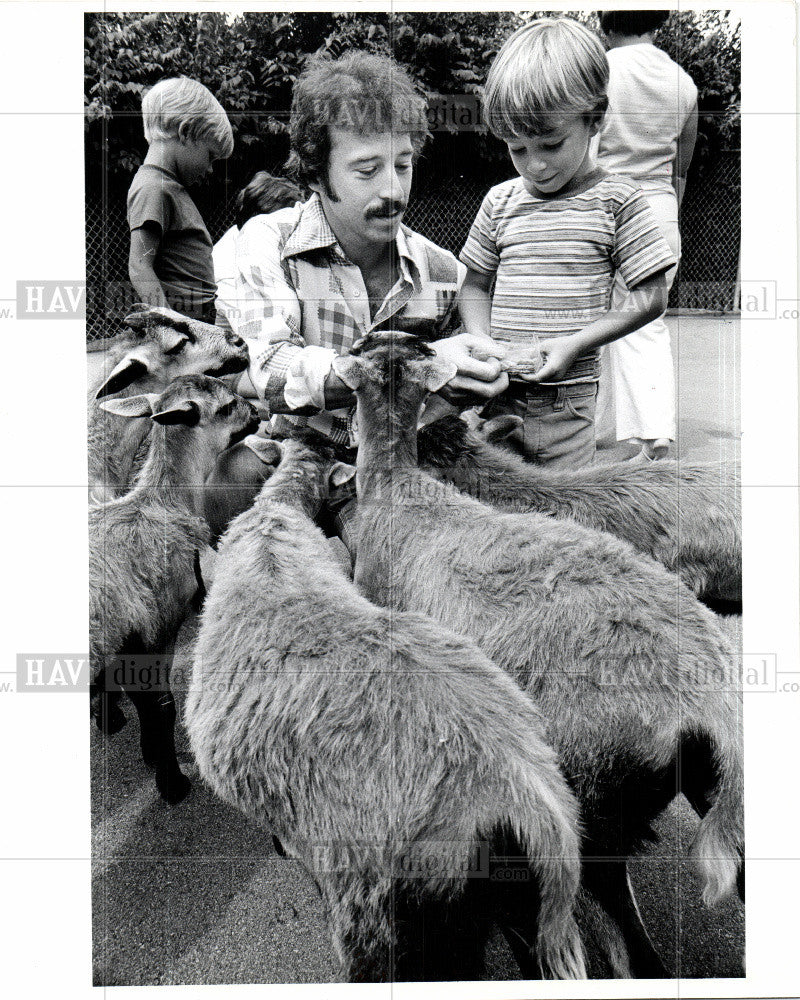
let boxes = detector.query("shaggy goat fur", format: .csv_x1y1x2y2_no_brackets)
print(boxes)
88,305,249,502
334,333,744,936
186,437,587,982
90,375,259,803
416,413,741,607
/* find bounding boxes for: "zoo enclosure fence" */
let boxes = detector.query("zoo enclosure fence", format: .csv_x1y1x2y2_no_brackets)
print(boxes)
85,151,740,343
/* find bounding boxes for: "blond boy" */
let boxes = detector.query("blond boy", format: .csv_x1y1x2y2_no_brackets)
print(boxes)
127,77,234,322
459,19,676,467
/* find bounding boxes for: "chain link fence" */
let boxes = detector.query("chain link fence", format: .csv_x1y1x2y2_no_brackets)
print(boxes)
85,151,739,342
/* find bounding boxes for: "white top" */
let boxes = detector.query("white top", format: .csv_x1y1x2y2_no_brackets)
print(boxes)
597,43,698,192
212,225,239,325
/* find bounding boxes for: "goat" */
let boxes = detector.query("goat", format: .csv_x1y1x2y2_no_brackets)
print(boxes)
185,434,586,982
201,436,282,544
90,375,259,803
416,412,741,609
88,305,249,503
333,331,743,977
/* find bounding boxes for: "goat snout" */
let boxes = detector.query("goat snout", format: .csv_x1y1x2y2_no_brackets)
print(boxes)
210,354,249,377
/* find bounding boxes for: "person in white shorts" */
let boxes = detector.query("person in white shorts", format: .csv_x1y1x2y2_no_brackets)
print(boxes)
595,10,698,461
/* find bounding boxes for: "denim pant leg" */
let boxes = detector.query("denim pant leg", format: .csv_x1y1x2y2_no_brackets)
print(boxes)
521,383,598,469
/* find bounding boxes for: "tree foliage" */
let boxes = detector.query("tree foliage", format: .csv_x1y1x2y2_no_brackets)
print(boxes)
85,10,739,192
655,11,741,170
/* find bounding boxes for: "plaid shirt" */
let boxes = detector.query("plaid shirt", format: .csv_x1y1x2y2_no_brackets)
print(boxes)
233,193,464,445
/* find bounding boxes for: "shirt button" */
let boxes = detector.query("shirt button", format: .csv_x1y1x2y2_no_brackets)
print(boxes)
353,289,361,297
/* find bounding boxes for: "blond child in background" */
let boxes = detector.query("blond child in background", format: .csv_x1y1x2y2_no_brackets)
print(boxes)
127,76,234,322
459,18,676,468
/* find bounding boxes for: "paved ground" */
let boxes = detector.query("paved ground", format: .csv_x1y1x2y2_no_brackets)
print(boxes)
597,312,740,465
90,314,743,985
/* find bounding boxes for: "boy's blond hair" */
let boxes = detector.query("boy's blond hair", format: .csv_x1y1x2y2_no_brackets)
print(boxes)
484,18,609,139
142,77,234,158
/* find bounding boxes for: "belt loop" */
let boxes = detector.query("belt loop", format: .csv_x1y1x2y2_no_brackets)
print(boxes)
554,385,566,411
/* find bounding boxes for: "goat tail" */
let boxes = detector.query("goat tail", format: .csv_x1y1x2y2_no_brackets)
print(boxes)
684,724,744,906
507,767,587,980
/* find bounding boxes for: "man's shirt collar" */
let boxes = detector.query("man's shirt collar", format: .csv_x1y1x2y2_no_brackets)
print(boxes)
395,224,421,293
281,193,340,260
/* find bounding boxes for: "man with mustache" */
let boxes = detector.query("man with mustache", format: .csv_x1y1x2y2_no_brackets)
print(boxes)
232,50,509,448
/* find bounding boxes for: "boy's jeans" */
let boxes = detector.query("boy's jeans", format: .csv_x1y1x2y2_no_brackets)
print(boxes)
484,381,599,469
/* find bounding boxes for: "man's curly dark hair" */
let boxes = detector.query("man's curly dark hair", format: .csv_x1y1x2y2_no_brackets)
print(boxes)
285,51,430,199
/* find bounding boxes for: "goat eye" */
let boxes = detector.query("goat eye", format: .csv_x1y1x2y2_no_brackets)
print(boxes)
217,401,234,417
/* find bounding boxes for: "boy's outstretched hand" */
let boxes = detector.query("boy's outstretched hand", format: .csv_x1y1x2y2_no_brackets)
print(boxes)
521,335,580,384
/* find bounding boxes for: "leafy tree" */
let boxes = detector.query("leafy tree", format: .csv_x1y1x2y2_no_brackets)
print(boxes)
83,4,740,256
654,12,741,170
85,10,739,193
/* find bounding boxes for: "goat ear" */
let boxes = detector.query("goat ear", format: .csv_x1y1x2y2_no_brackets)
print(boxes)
331,354,364,391
329,462,356,488
151,399,201,427
99,392,160,419
481,414,524,443
242,436,282,466
419,358,458,394
160,327,190,353
417,393,460,428
95,349,152,399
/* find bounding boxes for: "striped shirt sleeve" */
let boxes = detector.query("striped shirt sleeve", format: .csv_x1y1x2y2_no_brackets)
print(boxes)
612,189,676,289
459,189,500,276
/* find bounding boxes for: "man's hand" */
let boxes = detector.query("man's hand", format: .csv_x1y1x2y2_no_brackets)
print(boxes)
432,333,509,404
323,368,356,409
523,336,581,384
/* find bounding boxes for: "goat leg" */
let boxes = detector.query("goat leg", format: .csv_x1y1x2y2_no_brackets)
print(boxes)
125,687,191,805
97,689,127,736
681,791,745,905
492,862,545,979
582,858,670,979
91,671,126,735
391,889,489,983
505,880,646,979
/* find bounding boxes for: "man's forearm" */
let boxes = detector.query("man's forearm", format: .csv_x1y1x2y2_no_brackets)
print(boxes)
250,341,350,414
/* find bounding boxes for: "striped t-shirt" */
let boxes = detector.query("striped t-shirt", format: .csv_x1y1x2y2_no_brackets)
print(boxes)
460,170,676,382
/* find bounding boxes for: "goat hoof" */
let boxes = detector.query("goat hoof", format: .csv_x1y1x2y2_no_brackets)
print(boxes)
157,770,191,805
